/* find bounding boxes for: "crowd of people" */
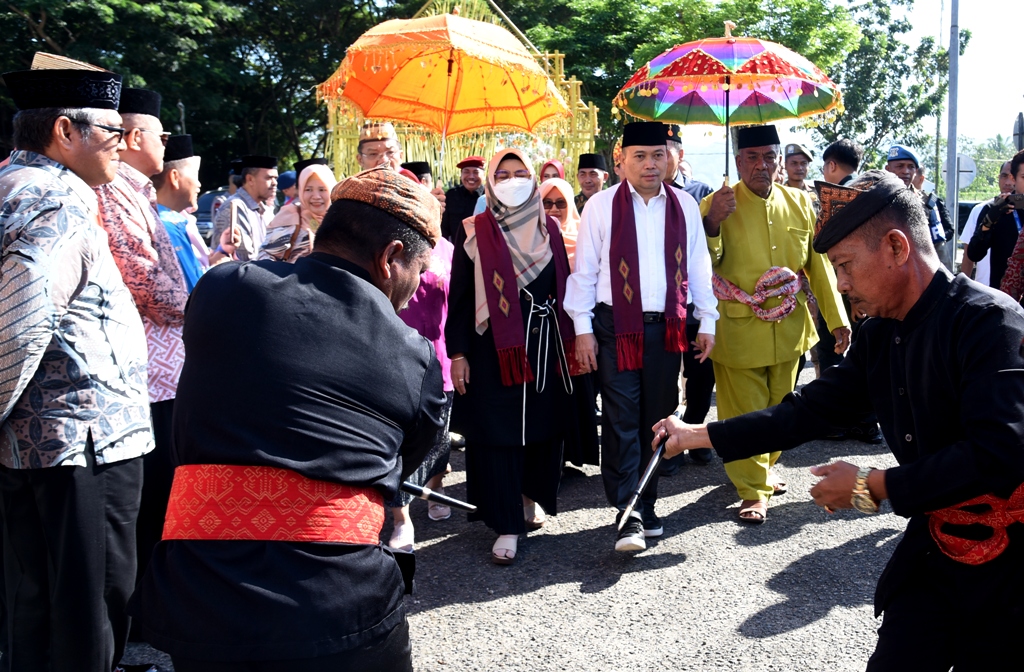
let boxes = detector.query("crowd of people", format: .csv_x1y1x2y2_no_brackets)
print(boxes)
1,62,1023,672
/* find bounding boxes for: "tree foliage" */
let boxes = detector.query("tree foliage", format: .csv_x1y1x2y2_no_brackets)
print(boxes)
812,0,970,166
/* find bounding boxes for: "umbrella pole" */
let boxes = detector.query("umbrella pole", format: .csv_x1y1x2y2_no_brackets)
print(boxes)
724,77,730,186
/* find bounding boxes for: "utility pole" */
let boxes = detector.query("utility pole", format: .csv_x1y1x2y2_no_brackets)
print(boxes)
944,0,959,246
935,0,943,193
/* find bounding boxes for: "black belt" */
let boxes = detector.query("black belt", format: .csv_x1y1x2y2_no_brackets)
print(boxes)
643,312,665,323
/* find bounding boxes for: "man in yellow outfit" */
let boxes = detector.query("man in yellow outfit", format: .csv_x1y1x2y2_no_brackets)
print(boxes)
700,125,850,523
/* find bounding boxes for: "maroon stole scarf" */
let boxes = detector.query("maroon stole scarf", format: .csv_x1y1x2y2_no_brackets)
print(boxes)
474,210,582,386
609,183,689,371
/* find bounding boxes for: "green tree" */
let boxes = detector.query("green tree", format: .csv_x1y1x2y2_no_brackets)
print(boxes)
811,0,971,167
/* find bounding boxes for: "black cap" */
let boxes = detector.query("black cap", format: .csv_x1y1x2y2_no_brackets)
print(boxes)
294,157,329,176
163,135,195,162
402,161,432,177
736,125,781,150
229,159,243,175
622,121,668,148
240,155,277,170
2,69,123,111
577,153,608,172
664,124,683,144
117,88,162,117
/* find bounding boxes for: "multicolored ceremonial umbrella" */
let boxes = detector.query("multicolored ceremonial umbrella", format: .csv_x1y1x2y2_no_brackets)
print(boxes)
613,22,842,178
318,11,569,174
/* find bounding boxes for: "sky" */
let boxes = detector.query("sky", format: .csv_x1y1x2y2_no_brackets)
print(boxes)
677,0,1020,188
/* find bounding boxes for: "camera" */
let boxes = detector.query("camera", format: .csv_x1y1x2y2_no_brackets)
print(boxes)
1009,193,1024,211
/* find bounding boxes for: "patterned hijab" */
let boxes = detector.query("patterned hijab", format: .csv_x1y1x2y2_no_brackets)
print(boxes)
464,148,553,333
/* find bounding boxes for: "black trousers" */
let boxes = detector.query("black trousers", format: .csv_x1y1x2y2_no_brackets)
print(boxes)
171,616,414,672
866,564,1024,671
465,440,562,535
661,317,716,471
0,443,143,672
594,304,682,515
136,399,176,590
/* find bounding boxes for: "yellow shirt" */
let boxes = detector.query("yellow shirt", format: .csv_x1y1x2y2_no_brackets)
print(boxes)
699,182,848,369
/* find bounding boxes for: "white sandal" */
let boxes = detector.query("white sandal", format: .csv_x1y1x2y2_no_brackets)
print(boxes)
388,522,415,551
523,499,546,530
491,534,518,565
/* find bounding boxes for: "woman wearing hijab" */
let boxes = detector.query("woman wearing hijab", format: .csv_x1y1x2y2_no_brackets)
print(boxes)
259,163,336,262
539,177,581,271
540,158,565,182
447,149,583,565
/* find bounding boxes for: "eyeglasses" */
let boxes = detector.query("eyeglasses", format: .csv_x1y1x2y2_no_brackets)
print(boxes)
69,119,126,143
543,199,568,210
137,128,171,146
494,169,531,183
360,150,398,161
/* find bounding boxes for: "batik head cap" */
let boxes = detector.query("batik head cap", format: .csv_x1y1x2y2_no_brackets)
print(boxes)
785,143,814,161
163,135,195,162
812,170,910,253
2,69,123,110
886,145,919,167
736,125,781,149
330,166,441,247
359,121,397,143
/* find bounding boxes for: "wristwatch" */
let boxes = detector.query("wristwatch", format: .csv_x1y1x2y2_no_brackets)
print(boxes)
851,466,879,514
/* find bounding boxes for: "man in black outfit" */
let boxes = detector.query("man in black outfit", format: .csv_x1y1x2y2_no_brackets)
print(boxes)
654,170,1024,670
965,160,1019,289
129,167,447,671
440,155,484,240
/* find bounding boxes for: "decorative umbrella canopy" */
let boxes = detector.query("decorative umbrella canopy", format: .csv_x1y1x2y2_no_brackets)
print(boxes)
613,25,842,126
319,12,569,138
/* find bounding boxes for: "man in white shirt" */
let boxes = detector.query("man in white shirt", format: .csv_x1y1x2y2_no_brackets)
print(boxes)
565,122,718,551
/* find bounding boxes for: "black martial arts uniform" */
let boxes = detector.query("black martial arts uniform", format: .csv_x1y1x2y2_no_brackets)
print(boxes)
129,252,446,669
440,184,483,241
707,269,1024,671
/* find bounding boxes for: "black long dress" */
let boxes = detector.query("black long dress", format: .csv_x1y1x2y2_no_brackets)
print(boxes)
446,228,574,535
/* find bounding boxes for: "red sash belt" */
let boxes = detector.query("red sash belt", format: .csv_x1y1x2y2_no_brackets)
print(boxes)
927,483,1024,565
162,464,384,544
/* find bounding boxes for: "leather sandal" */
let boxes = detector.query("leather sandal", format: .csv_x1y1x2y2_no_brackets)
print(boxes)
523,499,546,530
738,499,767,525
491,535,518,565
772,481,788,496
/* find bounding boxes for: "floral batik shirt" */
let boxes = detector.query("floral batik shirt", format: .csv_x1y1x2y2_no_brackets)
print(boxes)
0,151,152,469
95,162,188,403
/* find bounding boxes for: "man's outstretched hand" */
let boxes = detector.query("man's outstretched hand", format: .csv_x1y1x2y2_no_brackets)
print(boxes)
651,415,712,459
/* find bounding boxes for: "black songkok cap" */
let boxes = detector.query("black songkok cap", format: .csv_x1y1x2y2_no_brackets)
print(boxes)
229,159,243,175
118,88,162,117
294,157,329,175
2,69,123,111
812,170,910,253
163,135,195,162
664,124,683,143
577,153,608,172
736,125,781,150
401,161,432,177
240,155,278,170
622,121,667,148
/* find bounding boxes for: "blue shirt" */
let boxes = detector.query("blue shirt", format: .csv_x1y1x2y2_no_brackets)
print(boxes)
157,204,204,292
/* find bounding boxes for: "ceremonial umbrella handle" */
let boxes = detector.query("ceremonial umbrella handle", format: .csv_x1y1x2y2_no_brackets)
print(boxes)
401,482,476,512
617,406,685,532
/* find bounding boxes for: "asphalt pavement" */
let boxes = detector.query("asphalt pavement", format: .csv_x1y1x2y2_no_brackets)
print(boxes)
124,364,901,671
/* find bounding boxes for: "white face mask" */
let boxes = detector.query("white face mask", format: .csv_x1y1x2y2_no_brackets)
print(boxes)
492,177,534,208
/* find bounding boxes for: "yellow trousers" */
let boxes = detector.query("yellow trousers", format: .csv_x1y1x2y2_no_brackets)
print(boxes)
712,357,802,502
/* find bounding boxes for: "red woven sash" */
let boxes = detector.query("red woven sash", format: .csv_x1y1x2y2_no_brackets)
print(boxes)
162,464,384,544
927,483,1024,565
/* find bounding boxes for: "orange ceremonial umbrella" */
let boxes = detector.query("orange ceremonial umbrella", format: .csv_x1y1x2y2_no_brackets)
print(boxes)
319,12,569,144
